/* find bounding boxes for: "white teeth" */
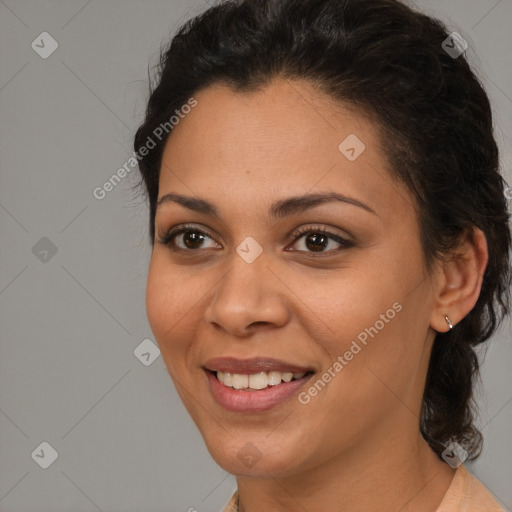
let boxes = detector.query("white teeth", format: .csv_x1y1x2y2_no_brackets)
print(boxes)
281,372,293,382
232,374,249,389
248,372,268,390
215,370,308,389
217,371,233,386
267,371,282,386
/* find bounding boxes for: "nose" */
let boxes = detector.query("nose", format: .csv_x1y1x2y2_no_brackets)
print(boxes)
203,249,290,337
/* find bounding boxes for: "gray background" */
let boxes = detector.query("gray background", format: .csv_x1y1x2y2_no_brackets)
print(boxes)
0,0,511,511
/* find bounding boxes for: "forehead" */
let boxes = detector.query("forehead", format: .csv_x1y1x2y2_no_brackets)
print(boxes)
157,80,411,222
163,79,376,163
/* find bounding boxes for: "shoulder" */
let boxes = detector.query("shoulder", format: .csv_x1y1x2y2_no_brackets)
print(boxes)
436,464,504,512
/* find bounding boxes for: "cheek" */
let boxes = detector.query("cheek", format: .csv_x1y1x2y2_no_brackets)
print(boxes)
145,258,196,363
323,305,428,441
308,312,419,449
313,257,426,406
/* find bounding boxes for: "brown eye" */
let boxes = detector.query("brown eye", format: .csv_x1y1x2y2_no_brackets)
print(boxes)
158,225,220,251
289,226,354,254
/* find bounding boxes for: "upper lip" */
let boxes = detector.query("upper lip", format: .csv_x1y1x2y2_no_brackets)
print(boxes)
203,357,314,374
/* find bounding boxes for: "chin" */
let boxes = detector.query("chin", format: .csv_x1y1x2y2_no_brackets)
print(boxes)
204,435,301,477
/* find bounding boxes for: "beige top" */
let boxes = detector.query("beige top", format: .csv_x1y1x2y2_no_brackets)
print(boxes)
221,464,504,511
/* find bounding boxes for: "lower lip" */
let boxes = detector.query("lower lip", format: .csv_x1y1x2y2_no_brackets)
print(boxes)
205,370,314,412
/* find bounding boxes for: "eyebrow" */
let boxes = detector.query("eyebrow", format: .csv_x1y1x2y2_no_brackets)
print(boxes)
156,191,377,219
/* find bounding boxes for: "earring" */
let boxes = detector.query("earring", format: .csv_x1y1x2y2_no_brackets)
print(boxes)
445,316,453,330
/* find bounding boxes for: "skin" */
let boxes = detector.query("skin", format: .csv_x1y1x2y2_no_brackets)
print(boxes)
145,79,488,512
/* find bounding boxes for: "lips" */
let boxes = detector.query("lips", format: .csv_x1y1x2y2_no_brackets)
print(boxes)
204,368,314,412
203,356,313,374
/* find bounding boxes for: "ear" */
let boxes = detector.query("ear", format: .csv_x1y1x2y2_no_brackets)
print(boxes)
430,228,488,333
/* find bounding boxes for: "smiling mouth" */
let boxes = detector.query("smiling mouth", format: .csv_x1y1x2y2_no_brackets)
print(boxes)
209,370,315,391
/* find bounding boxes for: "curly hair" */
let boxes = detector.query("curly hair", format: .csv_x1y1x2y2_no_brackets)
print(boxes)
134,0,512,461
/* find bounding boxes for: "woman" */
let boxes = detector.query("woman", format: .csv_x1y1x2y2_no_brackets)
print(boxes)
134,0,511,510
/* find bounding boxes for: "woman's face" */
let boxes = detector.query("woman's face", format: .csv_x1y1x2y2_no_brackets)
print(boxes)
146,79,440,477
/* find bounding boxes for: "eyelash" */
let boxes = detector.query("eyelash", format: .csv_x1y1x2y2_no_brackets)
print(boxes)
157,223,354,256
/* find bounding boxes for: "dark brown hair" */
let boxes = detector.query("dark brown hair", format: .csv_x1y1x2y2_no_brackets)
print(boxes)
134,0,512,461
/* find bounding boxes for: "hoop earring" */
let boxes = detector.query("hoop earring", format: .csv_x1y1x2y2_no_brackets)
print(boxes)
445,316,453,330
